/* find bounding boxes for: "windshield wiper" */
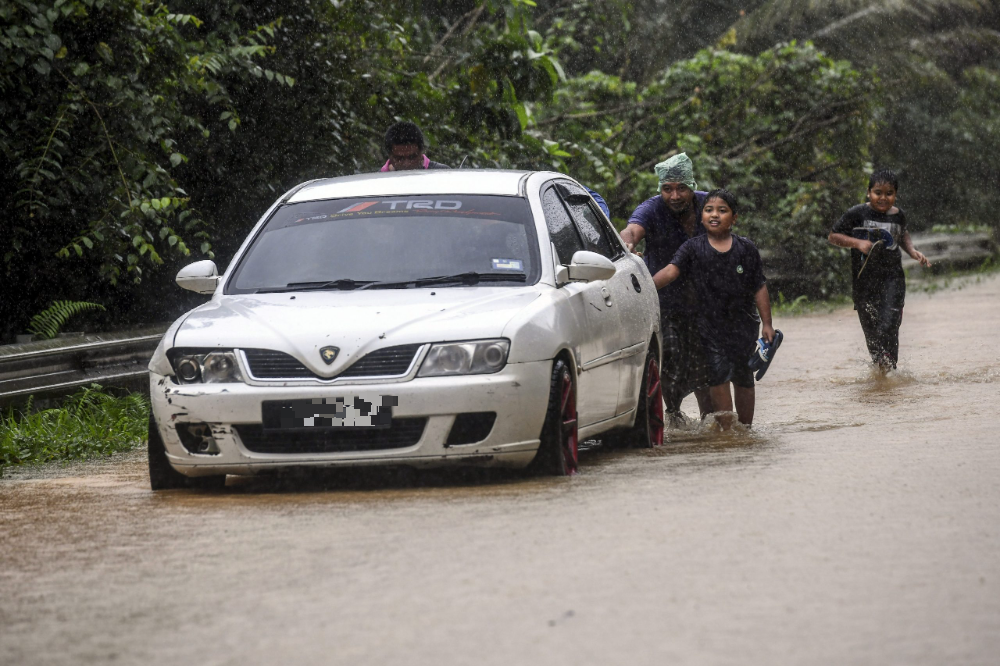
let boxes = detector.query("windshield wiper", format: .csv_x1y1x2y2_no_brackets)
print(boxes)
362,272,528,290
255,278,376,293
256,273,526,293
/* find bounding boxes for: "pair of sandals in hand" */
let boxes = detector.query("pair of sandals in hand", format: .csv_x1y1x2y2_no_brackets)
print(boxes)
852,227,896,277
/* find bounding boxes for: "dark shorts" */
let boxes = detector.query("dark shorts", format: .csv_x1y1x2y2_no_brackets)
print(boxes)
703,336,757,389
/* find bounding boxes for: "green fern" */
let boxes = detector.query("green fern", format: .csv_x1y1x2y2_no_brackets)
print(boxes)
27,301,106,340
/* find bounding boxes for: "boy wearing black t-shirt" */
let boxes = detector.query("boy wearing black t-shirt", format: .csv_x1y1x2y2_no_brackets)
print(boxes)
652,189,775,428
828,169,931,371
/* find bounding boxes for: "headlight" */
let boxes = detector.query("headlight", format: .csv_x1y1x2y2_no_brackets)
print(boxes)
418,340,510,377
168,350,244,384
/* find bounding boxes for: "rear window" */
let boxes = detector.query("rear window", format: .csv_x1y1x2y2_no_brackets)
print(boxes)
227,195,540,294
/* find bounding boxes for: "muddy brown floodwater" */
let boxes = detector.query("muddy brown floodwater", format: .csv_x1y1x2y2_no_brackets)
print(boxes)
2,275,999,666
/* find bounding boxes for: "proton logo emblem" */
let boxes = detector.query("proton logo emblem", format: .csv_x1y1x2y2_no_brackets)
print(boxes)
319,346,339,365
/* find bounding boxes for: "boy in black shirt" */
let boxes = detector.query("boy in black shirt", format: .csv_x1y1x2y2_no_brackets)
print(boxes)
652,189,776,428
828,169,931,371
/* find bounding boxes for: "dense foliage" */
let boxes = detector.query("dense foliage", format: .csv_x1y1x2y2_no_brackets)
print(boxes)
532,43,877,297
0,385,149,469
1,0,998,340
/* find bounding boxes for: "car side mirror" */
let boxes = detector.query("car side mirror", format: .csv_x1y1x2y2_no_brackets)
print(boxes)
566,250,616,283
176,260,220,295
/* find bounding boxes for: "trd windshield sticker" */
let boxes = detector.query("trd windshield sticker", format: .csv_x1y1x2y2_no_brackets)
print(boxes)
492,258,524,271
338,201,379,213
336,199,462,213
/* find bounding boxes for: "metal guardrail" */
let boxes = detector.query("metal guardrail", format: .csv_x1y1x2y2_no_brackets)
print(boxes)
0,326,167,405
762,231,996,285
902,231,996,274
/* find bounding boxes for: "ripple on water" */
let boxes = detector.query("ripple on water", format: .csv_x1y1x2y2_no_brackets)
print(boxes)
656,412,774,452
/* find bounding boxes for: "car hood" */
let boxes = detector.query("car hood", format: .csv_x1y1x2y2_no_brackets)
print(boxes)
171,287,541,378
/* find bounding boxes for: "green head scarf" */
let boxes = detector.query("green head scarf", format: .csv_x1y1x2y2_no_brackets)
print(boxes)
655,153,697,191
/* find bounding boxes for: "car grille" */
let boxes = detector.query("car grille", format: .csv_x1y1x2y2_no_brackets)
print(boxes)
341,344,423,377
242,349,312,378
242,344,423,380
235,418,427,454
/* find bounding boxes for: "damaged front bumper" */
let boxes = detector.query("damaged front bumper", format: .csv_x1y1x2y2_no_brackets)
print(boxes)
149,360,552,476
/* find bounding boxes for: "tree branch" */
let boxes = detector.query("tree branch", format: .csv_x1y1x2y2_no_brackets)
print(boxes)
54,67,134,210
429,3,487,83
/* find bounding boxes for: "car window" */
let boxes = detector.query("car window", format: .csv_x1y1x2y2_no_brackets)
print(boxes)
556,182,620,260
565,200,617,259
542,187,584,264
226,195,540,293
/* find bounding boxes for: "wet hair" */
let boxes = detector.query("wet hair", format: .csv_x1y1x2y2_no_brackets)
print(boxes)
703,188,738,214
384,121,426,153
868,168,898,191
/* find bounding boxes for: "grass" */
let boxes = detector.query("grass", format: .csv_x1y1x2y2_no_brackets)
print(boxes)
771,291,853,316
0,385,149,473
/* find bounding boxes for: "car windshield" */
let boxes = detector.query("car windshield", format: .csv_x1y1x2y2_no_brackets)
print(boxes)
227,194,540,294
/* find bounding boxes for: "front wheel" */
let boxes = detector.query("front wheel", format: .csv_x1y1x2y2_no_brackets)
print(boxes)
527,359,579,476
604,348,664,449
148,413,226,491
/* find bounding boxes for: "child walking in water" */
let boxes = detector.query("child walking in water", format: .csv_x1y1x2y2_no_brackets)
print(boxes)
652,189,775,428
828,169,931,371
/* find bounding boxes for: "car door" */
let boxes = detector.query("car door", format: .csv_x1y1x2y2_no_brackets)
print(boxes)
557,182,652,416
541,184,621,426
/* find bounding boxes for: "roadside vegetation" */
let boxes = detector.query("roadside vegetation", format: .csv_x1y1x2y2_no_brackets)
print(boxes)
2,0,999,340
0,385,148,472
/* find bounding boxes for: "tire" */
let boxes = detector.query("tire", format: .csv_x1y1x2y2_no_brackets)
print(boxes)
148,413,226,491
603,348,664,449
527,359,579,476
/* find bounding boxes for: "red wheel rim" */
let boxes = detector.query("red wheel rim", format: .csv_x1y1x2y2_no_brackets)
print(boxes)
559,371,579,475
646,357,664,446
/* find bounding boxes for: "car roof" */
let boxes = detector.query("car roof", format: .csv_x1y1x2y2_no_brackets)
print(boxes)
285,170,533,203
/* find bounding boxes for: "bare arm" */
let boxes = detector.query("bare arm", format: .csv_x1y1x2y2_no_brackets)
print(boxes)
899,230,932,267
828,231,873,255
652,264,680,290
620,223,646,255
755,283,775,343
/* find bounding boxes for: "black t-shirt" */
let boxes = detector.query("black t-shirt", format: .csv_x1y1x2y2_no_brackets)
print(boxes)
669,234,766,348
832,204,906,299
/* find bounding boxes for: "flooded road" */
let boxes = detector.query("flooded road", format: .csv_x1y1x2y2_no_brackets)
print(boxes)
2,274,999,665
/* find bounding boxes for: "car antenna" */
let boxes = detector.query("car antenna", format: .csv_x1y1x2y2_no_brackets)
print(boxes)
459,155,469,169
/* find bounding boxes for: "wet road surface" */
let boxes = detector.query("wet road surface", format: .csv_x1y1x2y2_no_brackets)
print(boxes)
2,274,999,665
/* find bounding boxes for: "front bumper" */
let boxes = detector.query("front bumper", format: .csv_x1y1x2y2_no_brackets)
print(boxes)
150,360,553,476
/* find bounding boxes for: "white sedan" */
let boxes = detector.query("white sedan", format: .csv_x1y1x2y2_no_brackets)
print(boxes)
147,170,663,489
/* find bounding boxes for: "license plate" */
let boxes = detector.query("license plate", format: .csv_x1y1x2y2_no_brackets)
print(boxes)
262,396,399,430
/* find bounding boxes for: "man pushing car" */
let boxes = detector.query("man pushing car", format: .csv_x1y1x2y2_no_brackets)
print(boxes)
619,153,712,424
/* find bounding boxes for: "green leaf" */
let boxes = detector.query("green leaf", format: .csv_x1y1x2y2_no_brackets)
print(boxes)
169,153,183,167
